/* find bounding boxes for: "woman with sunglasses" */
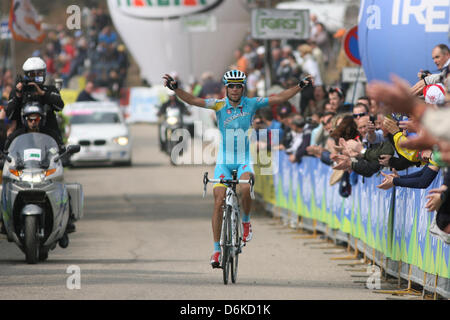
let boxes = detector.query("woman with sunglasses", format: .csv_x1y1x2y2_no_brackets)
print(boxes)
163,70,313,268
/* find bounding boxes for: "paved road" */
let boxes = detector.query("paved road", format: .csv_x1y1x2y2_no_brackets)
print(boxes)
0,124,393,300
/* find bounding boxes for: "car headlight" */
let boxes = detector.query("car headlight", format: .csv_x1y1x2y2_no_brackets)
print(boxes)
167,116,178,125
113,136,129,146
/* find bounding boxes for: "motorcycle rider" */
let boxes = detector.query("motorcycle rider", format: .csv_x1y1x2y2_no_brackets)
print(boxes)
1,102,77,234
7,57,65,148
157,90,191,151
0,101,76,233
4,102,63,150
157,90,191,119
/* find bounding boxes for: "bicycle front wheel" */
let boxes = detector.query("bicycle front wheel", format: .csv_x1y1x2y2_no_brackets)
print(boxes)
222,205,232,285
230,221,241,283
231,210,241,284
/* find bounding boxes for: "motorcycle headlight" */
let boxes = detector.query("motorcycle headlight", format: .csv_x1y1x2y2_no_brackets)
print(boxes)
8,168,56,182
167,117,178,125
113,136,129,146
21,171,46,183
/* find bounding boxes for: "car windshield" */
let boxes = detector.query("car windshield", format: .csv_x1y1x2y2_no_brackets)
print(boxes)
69,111,120,125
8,133,59,169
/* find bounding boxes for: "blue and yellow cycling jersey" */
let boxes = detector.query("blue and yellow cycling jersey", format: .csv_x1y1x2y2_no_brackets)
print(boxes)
205,96,269,165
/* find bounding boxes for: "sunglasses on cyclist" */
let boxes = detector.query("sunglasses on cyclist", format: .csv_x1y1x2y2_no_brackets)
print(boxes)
227,84,243,89
353,112,368,119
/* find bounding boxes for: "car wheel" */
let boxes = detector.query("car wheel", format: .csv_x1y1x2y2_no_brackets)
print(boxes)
116,160,132,167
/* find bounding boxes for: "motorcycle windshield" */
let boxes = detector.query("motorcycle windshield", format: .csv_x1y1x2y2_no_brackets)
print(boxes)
166,107,181,117
8,133,59,169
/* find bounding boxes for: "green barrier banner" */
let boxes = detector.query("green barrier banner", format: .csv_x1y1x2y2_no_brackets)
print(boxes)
255,151,449,279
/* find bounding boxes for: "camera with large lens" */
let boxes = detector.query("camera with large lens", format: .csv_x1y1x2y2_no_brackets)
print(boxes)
420,70,431,80
16,75,38,98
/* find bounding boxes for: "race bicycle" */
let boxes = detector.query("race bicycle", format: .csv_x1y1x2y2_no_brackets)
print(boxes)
202,170,255,284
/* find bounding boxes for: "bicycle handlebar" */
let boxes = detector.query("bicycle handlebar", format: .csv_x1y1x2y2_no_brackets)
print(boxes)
202,172,255,200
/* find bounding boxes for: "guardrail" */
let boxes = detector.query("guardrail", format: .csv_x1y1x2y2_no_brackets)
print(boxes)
254,151,450,298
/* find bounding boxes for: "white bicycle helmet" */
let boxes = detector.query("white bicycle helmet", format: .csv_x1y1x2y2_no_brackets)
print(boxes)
222,69,247,86
22,57,47,85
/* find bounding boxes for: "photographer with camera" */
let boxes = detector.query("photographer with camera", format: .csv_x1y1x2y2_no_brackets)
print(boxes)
411,44,450,96
6,57,64,149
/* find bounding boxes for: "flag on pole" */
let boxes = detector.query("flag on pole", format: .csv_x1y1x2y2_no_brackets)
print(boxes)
9,0,45,43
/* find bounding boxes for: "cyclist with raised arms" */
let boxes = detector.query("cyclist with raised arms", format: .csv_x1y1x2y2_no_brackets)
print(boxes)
163,70,313,268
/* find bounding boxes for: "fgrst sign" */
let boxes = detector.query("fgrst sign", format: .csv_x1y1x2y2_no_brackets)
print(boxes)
251,9,310,40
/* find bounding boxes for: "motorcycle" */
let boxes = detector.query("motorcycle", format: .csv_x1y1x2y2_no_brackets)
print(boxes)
159,106,184,165
1,132,83,264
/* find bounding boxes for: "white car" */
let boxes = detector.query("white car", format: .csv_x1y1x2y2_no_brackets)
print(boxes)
63,101,132,166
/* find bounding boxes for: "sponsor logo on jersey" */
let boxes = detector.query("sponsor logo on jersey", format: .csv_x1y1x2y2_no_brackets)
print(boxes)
223,112,251,127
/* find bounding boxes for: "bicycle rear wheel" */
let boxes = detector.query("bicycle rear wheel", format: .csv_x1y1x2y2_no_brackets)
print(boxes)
221,206,232,285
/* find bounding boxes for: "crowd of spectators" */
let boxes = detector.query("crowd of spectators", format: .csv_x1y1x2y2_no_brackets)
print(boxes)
44,6,129,99
182,14,342,131
251,42,450,243
0,5,129,103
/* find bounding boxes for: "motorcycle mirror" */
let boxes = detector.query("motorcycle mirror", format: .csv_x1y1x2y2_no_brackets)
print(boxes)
67,144,81,155
54,145,80,162
0,150,12,163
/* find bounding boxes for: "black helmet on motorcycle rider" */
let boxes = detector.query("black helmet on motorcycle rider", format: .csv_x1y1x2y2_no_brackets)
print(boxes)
22,57,47,85
21,101,46,131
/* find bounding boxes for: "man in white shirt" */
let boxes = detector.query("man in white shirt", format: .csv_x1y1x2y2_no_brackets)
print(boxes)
297,44,323,86
286,115,306,156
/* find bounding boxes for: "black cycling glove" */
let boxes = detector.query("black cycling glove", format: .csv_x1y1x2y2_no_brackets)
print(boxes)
298,76,312,89
164,75,178,90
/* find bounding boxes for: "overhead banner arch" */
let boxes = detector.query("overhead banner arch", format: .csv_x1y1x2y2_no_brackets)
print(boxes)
107,0,251,86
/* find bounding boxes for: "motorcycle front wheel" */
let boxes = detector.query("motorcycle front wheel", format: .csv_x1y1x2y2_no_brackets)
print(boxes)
24,215,39,264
